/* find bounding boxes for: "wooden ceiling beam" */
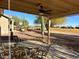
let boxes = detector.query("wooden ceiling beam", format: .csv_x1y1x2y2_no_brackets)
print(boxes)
0,3,38,15
48,0,72,9
1,1,38,12
0,1,57,16
1,0,62,14
1,0,36,10
3,0,37,10
19,0,42,4
0,0,3,4
19,0,65,12
51,10,79,18
0,0,79,18
11,0,37,9
1,4,37,13
45,0,79,12
62,0,79,9
2,0,68,13
0,6,37,15
40,0,69,11
63,0,79,6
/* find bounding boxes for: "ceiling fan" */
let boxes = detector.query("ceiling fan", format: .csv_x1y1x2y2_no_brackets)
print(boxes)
37,3,52,15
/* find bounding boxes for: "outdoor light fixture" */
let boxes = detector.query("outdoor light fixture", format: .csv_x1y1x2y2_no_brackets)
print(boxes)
39,13,44,16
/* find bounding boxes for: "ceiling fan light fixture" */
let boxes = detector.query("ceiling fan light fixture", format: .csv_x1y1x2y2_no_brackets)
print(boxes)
39,13,44,16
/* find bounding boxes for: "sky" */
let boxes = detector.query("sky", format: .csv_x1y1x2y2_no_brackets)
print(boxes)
4,10,79,26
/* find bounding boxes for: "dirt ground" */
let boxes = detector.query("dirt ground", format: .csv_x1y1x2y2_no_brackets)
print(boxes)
14,29,79,51
13,30,49,43
50,28,79,36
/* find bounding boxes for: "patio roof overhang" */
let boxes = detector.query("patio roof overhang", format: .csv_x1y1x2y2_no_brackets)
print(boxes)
0,0,79,18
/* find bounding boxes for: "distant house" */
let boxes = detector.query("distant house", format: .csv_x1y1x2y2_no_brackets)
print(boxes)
34,24,41,30
0,14,14,36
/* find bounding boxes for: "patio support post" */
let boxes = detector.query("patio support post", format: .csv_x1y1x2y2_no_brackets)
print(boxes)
41,16,45,39
48,19,51,44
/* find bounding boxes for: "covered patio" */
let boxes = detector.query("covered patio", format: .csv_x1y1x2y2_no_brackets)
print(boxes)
0,0,79,17
0,0,79,59
1,0,79,43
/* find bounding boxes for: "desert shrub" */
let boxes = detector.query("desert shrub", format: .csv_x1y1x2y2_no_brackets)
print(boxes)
75,27,79,29
61,26,67,29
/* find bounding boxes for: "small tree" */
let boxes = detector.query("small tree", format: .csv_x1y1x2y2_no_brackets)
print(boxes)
34,16,66,27
12,16,29,30
34,16,47,24
13,16,20,26
51,17,66,27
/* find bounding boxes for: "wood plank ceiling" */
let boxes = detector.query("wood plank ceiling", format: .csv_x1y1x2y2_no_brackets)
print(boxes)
0,0,79,18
